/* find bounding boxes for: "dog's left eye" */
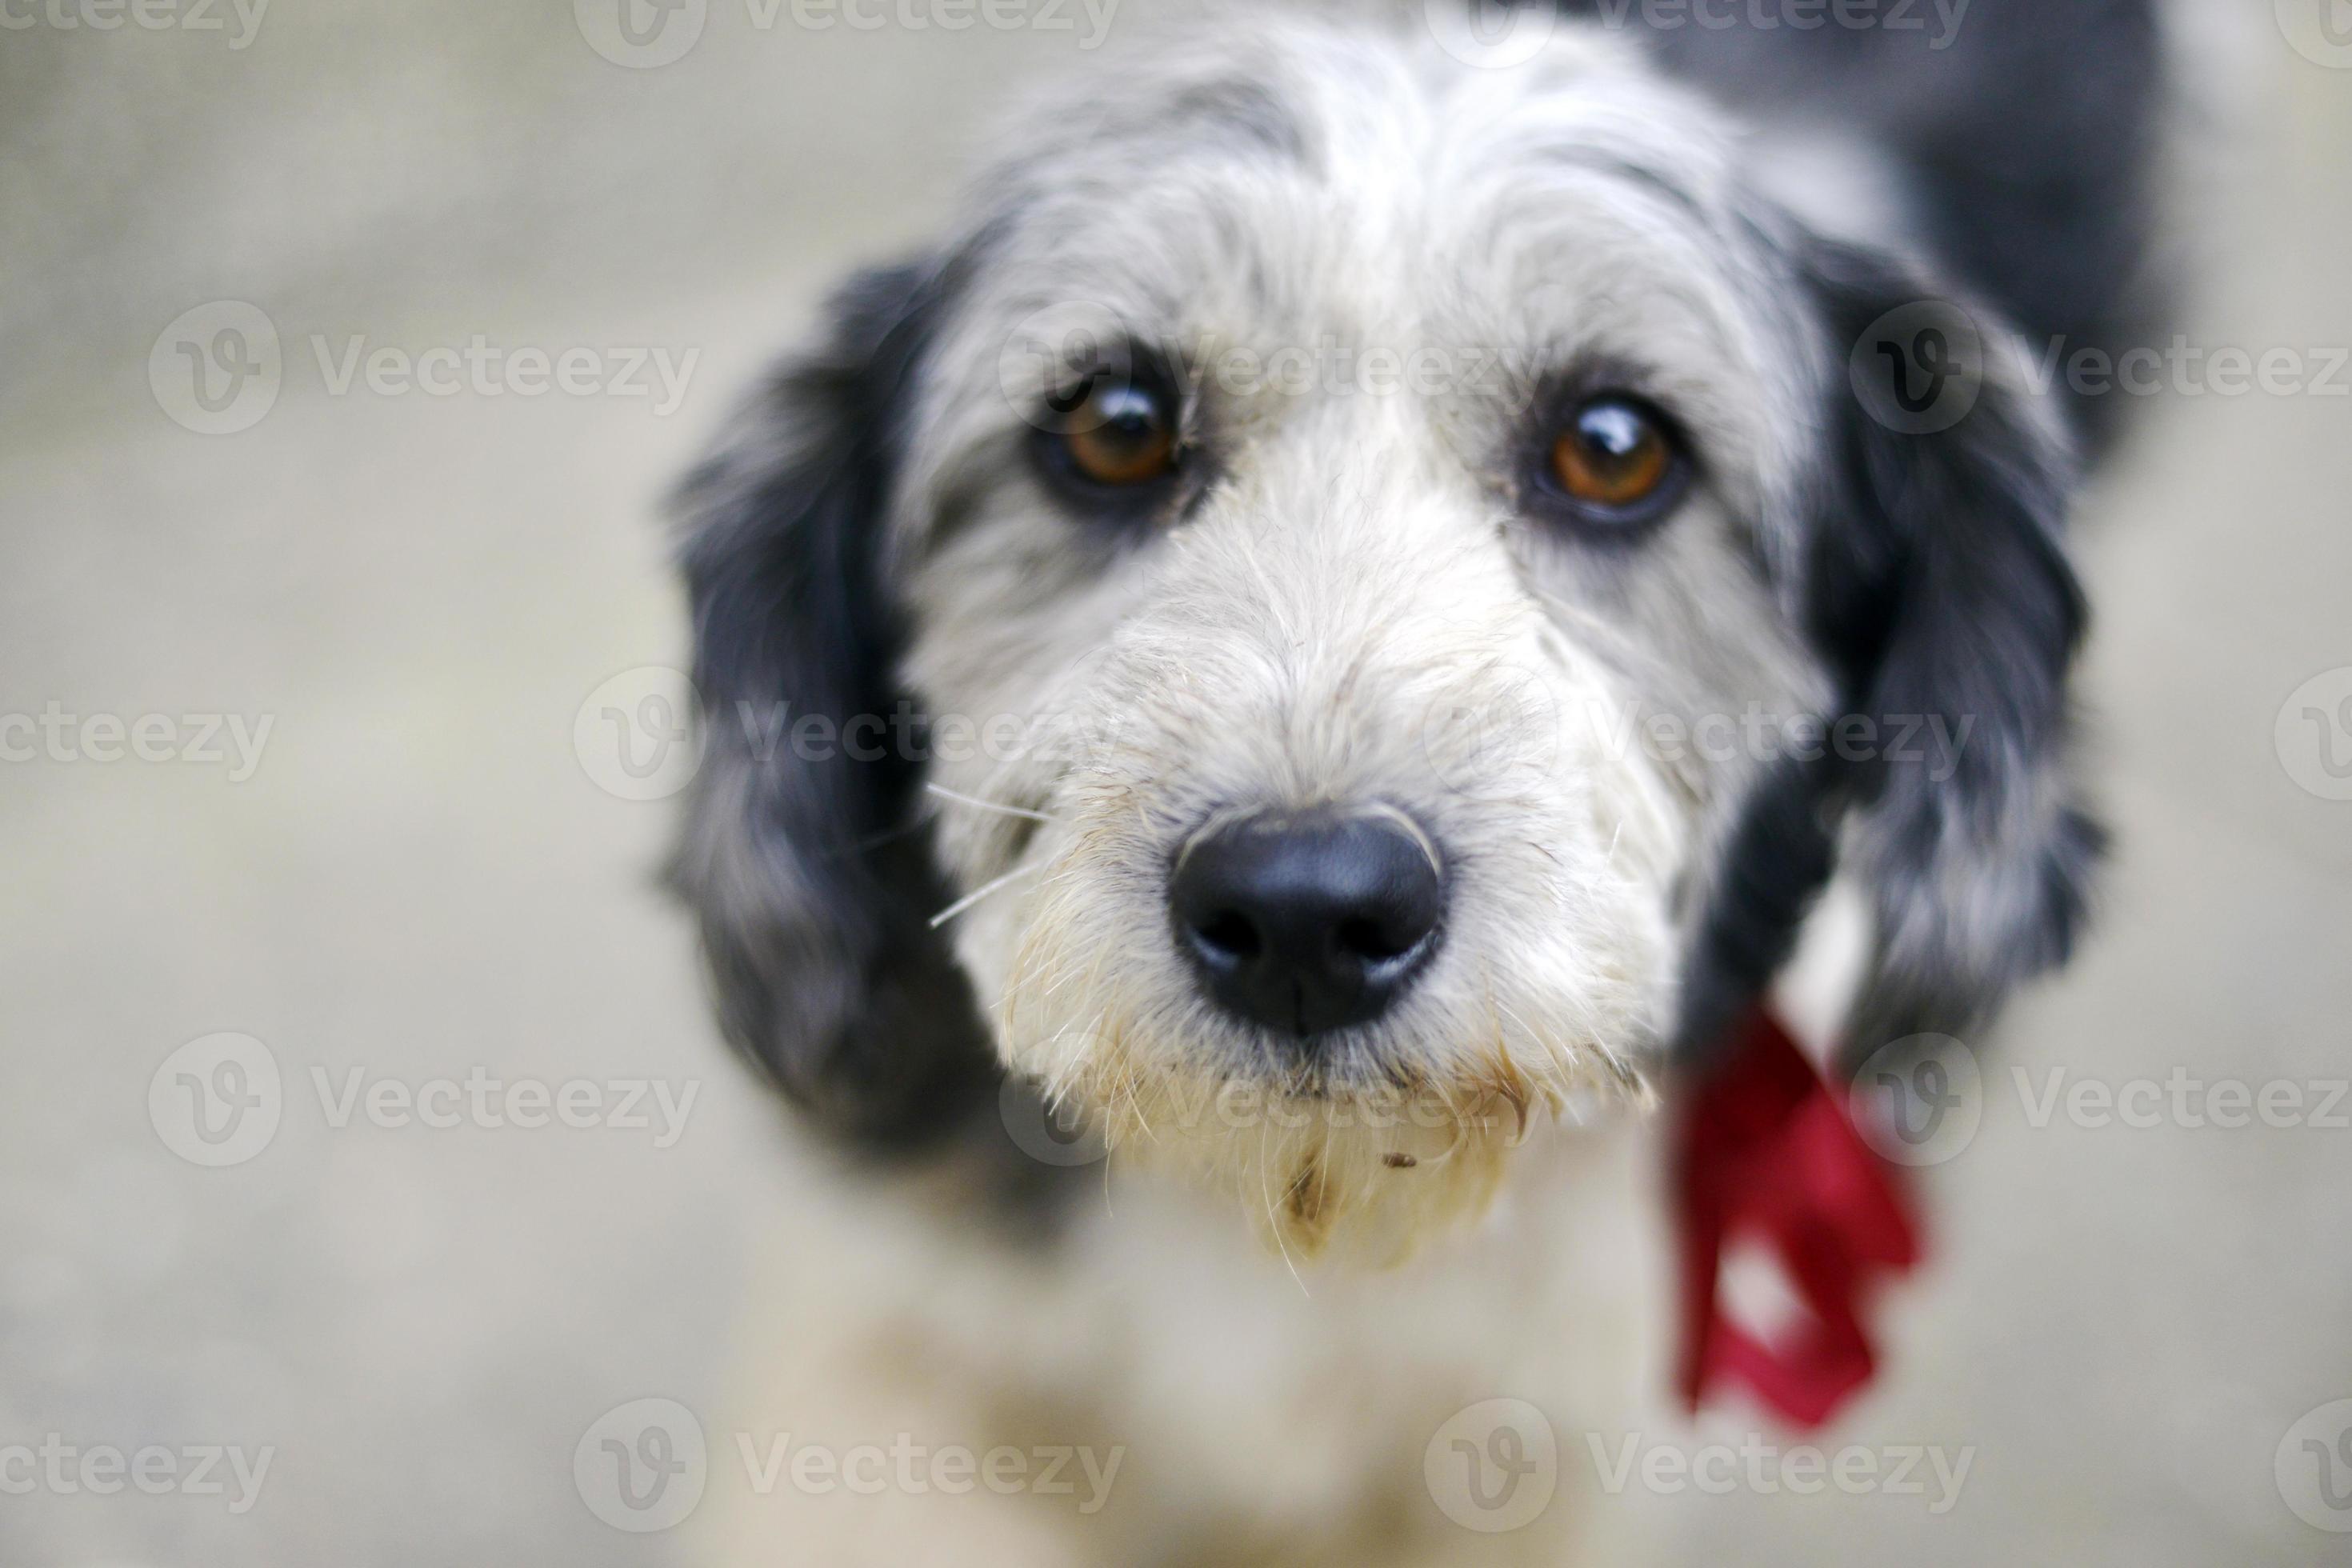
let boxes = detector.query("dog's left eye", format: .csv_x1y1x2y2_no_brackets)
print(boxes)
1055,378,1178,487
1538,394,1688,527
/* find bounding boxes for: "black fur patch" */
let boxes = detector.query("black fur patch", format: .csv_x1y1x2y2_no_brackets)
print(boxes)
1678,235,2105,1071
668,258,1002,1154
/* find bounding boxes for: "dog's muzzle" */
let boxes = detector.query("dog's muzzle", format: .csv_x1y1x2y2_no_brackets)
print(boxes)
1169,807,1446,1042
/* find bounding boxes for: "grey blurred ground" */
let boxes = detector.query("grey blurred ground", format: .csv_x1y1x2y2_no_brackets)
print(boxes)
2,2,2349,1563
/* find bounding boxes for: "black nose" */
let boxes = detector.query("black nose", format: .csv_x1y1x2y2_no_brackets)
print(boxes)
1170,810,1446,1040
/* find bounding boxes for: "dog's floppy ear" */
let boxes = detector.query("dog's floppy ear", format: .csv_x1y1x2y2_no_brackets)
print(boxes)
1802,240,2104,1070
666,258,997,1150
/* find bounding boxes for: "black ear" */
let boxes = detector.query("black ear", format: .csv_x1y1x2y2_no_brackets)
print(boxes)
1806,242,2104,1070
666,259,997,1151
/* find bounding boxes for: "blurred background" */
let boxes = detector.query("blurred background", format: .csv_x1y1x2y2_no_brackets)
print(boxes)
3,0,2349,1562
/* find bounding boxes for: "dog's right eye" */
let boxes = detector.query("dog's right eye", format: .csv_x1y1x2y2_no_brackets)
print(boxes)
1523,390,1692,538
1048,377,1178,488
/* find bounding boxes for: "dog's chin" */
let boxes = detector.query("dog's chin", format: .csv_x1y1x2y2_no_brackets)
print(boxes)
1038,1043,1657,1266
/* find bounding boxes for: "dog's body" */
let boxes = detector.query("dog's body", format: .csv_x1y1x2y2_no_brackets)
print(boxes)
670,5,2165,1558
696,1096,1658,1562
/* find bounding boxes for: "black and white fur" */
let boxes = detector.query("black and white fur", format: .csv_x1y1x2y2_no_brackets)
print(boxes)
666,3,2160,1557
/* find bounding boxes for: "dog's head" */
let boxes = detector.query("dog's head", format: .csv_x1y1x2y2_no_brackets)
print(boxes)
670,15,2096,1257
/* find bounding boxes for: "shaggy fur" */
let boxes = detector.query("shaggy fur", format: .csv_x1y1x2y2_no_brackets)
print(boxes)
667,3,2156,1558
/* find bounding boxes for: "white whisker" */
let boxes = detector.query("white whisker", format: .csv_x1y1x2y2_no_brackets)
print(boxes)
928,862,1045,928
923,782,1059,823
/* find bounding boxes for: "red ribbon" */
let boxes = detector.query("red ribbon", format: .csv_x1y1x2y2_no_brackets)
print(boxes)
1673,1007,1922,1429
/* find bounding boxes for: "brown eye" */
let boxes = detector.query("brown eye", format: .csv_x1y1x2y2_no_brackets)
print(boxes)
1061,379,1176,486
1548,396,1676,514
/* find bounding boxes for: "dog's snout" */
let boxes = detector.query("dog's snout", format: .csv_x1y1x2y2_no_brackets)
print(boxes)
1171,810,1445,1040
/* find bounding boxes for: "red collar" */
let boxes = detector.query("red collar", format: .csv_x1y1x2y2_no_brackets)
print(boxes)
1672,1006,1922,1428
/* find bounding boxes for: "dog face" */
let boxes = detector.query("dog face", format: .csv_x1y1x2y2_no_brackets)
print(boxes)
670,17,2098,1256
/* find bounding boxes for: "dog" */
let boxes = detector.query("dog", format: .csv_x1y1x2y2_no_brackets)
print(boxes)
666,3,2165,1558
